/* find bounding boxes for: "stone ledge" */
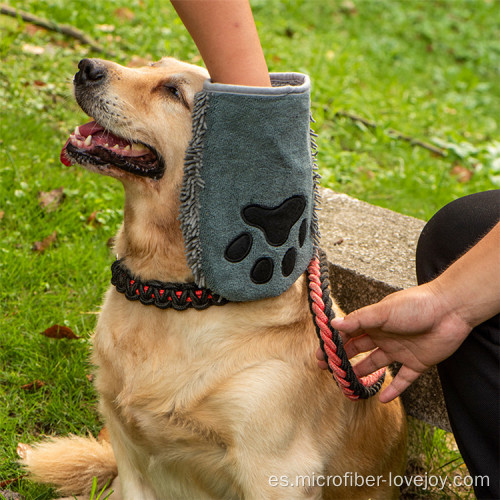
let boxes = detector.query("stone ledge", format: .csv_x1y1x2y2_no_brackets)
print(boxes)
318,187,451,432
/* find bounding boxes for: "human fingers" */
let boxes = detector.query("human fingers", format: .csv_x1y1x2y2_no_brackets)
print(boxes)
351,347,392,378
315,348,329,370
378,365,422,403
331,302,388,340
343,334,377,359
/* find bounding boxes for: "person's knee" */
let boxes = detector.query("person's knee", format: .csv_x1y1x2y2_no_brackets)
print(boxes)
416,190,500,284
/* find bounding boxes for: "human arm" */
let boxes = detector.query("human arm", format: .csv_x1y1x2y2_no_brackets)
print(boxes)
170,0,271,86
318,221,500,403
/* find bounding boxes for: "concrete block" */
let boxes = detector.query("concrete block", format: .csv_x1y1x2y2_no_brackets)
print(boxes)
318,188,451,432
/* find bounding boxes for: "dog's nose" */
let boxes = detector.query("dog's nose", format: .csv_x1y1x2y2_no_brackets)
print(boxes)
74,59,107,85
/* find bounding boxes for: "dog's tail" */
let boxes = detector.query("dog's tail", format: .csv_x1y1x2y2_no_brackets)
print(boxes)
18,434,117,496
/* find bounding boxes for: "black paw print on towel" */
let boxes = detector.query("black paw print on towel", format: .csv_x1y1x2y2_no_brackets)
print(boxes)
224,195,309,284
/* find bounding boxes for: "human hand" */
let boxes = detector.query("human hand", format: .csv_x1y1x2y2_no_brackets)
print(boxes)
316,282,472,403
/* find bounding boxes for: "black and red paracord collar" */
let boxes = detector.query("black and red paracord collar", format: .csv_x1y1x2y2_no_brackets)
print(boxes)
111,252,385,399
111,259,228,311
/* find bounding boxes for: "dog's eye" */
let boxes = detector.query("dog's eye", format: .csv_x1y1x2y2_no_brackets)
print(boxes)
164,84,180,99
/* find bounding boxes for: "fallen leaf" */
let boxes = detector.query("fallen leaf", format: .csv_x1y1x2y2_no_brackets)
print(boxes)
24,23,46,36
38,187,65,212
52,39,70,48
33,80,46,87
332,238,344,246
32,231,57,253
0,211,4,220
22,44,45,55
450,165,473,183
41,324,79,339
86,211,102,226
114,7,135,20
86,373,95,383
21,380,46,391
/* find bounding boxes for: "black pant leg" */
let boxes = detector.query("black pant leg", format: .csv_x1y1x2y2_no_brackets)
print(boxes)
416,190,500,499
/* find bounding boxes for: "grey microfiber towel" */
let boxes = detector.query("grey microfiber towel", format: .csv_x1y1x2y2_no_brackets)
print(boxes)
179,73,320,302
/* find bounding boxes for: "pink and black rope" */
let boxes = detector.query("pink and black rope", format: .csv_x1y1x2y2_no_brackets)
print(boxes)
307,249,385,400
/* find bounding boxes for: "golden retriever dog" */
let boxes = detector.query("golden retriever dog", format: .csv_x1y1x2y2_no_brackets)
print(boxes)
20,57,406,499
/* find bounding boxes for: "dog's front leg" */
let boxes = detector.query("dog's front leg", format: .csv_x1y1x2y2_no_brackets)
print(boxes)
58,477,122,500
109,437,157,499
107,432,158,500
101,403,158,500
236,452,323,500
242,480,322,500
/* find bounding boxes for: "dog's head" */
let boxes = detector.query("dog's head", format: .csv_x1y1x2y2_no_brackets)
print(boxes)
61,57,209,280
61,57,208,185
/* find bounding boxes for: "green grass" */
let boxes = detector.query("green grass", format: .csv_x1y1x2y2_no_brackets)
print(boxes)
1,0,498,498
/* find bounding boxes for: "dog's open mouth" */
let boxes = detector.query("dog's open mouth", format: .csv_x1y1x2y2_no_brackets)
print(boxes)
60,121,164,179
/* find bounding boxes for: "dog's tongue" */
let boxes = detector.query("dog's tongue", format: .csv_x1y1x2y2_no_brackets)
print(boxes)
60,121,106,166
78,121,105,136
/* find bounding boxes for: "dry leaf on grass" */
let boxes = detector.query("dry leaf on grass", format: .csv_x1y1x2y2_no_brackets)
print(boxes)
38,187,65,212
24,23,46,36
41,324,79,339
114,7,135,20
86,211,102,226
20,380,46,391
0,470,27,490
450,165,473,183
32,231,57,253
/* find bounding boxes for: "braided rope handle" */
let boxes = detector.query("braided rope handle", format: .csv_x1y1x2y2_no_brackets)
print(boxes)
308,250,385,400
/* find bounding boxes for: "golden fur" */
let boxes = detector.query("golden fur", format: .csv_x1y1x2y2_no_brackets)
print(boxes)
21,58,406,499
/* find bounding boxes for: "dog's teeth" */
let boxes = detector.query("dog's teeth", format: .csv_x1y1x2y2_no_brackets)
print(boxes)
124,145,131,151
75,139,84,147
132,143,148,152
104,143,109,148
84,135,92,146
74,126,80,136
113,144,120,150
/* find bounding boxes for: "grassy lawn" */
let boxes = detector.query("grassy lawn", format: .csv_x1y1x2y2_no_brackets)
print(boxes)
0,0,497,498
